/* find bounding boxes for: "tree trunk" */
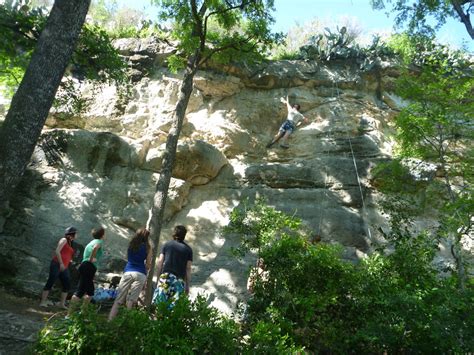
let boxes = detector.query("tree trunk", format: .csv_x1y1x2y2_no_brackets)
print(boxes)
0,0,91,232
144,62,198,306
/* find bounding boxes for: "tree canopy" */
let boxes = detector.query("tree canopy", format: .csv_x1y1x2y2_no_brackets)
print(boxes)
154,0,281,70
0,1,126,99
371,0,474,39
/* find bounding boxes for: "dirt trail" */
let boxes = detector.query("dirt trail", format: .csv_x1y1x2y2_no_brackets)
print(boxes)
0,288,61,355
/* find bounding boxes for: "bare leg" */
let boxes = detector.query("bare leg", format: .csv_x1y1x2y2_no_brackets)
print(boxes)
108,301,120,321
267,131,285,148
82,295,91,306
280,131,291,147
68,294,81,315
59,292,68,309
39,290,49,306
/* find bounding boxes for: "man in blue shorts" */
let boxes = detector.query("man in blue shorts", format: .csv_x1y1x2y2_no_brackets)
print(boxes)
266,96,309,149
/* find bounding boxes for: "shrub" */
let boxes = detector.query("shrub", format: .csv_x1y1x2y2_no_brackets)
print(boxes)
35,296,240,354
225,200,474,353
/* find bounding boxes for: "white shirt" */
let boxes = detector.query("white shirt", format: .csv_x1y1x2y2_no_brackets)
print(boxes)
287,107,304,125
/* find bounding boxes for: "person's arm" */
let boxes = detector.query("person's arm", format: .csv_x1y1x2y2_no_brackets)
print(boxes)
55,238,67,271
301,116,310,125
279,95,292,110
184,260,192,295
89,243,101,263
145,245,153,273
156,253,164,276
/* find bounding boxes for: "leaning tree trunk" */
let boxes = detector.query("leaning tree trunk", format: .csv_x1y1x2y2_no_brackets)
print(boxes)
0,0,91,232
144,61,198,306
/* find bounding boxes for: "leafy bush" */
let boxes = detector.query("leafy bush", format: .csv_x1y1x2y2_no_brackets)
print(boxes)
36,296,240,354
224,200,474,353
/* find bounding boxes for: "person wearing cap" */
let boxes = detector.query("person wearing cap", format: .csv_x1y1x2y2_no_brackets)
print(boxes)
266,95,310,149
40,227,77,309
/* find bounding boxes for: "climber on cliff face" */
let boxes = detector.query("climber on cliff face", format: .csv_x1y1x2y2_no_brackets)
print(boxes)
266,95,310,149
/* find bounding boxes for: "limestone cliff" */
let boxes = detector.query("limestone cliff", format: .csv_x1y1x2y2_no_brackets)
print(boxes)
1,37,408,314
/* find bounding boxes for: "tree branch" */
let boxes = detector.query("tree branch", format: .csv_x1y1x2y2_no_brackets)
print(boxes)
199,35,257,66
450,0,474,39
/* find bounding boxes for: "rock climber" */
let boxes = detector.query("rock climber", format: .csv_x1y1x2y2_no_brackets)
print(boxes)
266,95,310,149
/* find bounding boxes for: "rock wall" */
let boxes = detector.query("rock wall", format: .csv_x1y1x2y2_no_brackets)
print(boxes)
0,38,407,314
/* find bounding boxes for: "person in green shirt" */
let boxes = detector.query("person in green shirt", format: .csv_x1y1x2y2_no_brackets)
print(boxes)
69,227,105,311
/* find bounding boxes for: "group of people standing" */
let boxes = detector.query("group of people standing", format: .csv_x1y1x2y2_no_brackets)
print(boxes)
40,224,193,320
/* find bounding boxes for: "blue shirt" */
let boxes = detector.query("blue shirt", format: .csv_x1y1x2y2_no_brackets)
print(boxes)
124,244,147,275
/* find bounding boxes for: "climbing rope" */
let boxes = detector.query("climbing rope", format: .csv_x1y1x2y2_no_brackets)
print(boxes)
316,111,333,236
333,80,373,241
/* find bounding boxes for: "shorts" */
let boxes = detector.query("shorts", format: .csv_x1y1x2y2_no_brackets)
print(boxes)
152,272,185,306
114,271,146,305
75,261,97,298
279,120,295,133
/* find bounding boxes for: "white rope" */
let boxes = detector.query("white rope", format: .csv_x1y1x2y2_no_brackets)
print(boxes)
333,80,373,241
317,116,332,236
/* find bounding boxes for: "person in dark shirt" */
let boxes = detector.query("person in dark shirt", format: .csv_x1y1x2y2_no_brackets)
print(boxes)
152,225,193,306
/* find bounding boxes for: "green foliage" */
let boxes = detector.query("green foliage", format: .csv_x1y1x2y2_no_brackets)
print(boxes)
387,32,473,68
36,296,240,354
300,26,354,61
223,197,302,257
371,0,471,38
72,24,126,84
225,200,474,352
243,320,303,354
389,35,473,247
88,0,118,29
88,0,165,40
151,0,281,68
52,78,93,120
281,28,396,71
0,2,46,96
0,1,127,116
36,200,474,353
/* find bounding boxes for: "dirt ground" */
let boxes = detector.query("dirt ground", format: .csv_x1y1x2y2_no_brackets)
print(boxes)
0,288,63,355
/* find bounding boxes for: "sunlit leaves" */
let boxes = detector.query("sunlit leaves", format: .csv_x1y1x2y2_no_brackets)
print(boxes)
150,0,279,67
0,1,127,117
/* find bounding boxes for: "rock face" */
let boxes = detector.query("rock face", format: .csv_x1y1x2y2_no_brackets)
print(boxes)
0,41,414,314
